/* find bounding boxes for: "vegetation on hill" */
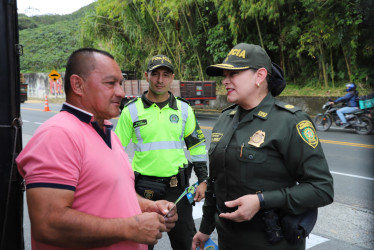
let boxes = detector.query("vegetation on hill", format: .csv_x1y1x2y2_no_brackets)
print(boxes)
19,4,95,72
19,0,374,95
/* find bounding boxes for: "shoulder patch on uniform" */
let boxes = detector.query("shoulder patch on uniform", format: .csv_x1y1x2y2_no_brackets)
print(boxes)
124,97,139,107
275,100,301,113
222,104,238,113
296,120,319,148
176,96,191,105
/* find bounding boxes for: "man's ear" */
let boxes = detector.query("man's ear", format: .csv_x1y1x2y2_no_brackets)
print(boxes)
144,71,149,82
70,74,84,96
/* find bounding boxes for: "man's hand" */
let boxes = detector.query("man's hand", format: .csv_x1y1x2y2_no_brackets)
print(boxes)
152,200,178,232
130,212,167,245
194,181,207,202
218,194,260,222
192,231,210,250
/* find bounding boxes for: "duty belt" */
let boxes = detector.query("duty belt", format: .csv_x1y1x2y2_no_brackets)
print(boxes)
134,163,191,188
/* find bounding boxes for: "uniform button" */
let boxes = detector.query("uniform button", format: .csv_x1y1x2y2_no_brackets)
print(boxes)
248,154,254,159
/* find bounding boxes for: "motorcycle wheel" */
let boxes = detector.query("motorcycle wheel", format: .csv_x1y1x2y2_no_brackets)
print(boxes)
314,114,332,131
354,115,373,135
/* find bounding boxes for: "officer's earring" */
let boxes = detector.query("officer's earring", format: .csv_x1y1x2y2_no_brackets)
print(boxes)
256,82,260,87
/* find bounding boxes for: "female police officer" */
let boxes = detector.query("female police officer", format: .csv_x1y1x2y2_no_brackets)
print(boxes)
192,43,334,250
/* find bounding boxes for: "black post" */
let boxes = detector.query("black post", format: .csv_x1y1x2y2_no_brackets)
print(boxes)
0,0,24,249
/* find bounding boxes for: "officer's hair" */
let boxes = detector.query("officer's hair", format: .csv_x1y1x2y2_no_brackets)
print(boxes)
64,48,114,96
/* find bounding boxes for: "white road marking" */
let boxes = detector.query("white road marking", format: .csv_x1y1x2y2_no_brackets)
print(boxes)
331,171,374,181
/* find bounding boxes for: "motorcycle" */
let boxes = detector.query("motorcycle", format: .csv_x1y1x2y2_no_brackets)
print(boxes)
313,100,373,135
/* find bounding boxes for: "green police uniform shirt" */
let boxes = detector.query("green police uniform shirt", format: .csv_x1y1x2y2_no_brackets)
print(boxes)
200,93,334,234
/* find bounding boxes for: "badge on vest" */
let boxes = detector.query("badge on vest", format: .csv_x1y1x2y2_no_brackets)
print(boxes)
248,130,265,147
133,119,147,128
169,114,179,123
296,120,318,148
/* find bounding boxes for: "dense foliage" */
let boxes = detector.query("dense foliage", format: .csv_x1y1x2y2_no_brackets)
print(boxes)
19,4,94,72
20,0,374,90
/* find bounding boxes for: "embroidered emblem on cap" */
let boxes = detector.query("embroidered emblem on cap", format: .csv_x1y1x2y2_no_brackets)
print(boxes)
211,133,223,142
169,114,179,123
296,120,318,148
248,130,265,147
227,48,246,58
144,190,154,200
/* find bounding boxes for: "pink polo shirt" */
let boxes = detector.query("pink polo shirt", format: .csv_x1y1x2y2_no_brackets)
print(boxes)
17,104,147,250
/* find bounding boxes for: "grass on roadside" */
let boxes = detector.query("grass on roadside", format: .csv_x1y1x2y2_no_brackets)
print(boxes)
216,82,373,97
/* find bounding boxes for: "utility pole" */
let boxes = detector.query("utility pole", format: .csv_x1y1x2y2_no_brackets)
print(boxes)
0,0,25,249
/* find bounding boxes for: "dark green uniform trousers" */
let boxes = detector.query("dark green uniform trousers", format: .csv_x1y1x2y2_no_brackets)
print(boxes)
149,185,196,250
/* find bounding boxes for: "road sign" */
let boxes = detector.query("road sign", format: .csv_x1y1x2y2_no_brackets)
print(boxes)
48,69,61,81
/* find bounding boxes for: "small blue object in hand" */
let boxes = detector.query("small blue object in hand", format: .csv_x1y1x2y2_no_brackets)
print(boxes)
196,238,218,250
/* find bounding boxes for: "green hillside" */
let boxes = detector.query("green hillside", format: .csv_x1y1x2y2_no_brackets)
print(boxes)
19,3,95,73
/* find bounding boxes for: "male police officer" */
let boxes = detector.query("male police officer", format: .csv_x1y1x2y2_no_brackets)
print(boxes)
115,55,208,250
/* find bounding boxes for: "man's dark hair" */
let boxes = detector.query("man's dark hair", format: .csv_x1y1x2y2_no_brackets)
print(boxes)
64,48,114,95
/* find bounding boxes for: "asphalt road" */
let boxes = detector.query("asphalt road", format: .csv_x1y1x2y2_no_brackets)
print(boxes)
20,102,374,249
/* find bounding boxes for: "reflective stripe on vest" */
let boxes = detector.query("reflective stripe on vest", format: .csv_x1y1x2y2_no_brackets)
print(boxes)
127,100,189,152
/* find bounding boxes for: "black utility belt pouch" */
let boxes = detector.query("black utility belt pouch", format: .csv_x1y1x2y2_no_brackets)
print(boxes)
135,179,167,201
281,208,318,244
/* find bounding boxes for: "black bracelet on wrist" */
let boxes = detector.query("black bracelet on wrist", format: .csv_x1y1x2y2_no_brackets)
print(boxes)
256,191,265,209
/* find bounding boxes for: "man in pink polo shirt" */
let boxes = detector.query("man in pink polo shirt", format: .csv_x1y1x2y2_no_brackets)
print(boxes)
16,48,177,250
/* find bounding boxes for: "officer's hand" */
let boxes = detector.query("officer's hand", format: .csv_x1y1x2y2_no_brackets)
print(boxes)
329,101,334,105
192,231,210,250
194,182,207,202
154,200,178,232
131,212,166,245
218,194,260,222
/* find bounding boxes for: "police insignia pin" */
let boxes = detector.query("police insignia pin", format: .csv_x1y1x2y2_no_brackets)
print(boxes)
248,130,265,147
144,190,154,200
296,120,319,148
257,111,268,118
285,104,295,109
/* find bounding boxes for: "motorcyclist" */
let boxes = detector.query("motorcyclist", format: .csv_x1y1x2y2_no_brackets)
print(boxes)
329,83,359,128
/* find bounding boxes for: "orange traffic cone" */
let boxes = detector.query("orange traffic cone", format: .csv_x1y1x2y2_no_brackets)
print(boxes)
43,95,50,111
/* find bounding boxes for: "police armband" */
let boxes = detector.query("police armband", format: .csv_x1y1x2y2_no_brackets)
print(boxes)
185,121,206,149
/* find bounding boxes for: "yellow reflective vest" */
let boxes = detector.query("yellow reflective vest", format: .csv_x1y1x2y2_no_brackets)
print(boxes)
115,92,207,177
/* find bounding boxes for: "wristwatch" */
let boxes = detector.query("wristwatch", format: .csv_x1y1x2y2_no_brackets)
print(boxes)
201,179,208,184
256,191,265,209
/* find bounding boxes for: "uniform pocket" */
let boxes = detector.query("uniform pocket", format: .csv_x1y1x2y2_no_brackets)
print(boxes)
239,146,268,186
239,146,267,163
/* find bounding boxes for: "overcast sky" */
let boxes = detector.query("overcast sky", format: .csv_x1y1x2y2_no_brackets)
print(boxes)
17,0,96,16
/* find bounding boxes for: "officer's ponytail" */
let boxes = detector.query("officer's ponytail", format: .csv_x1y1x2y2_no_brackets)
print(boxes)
267,63,286,97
